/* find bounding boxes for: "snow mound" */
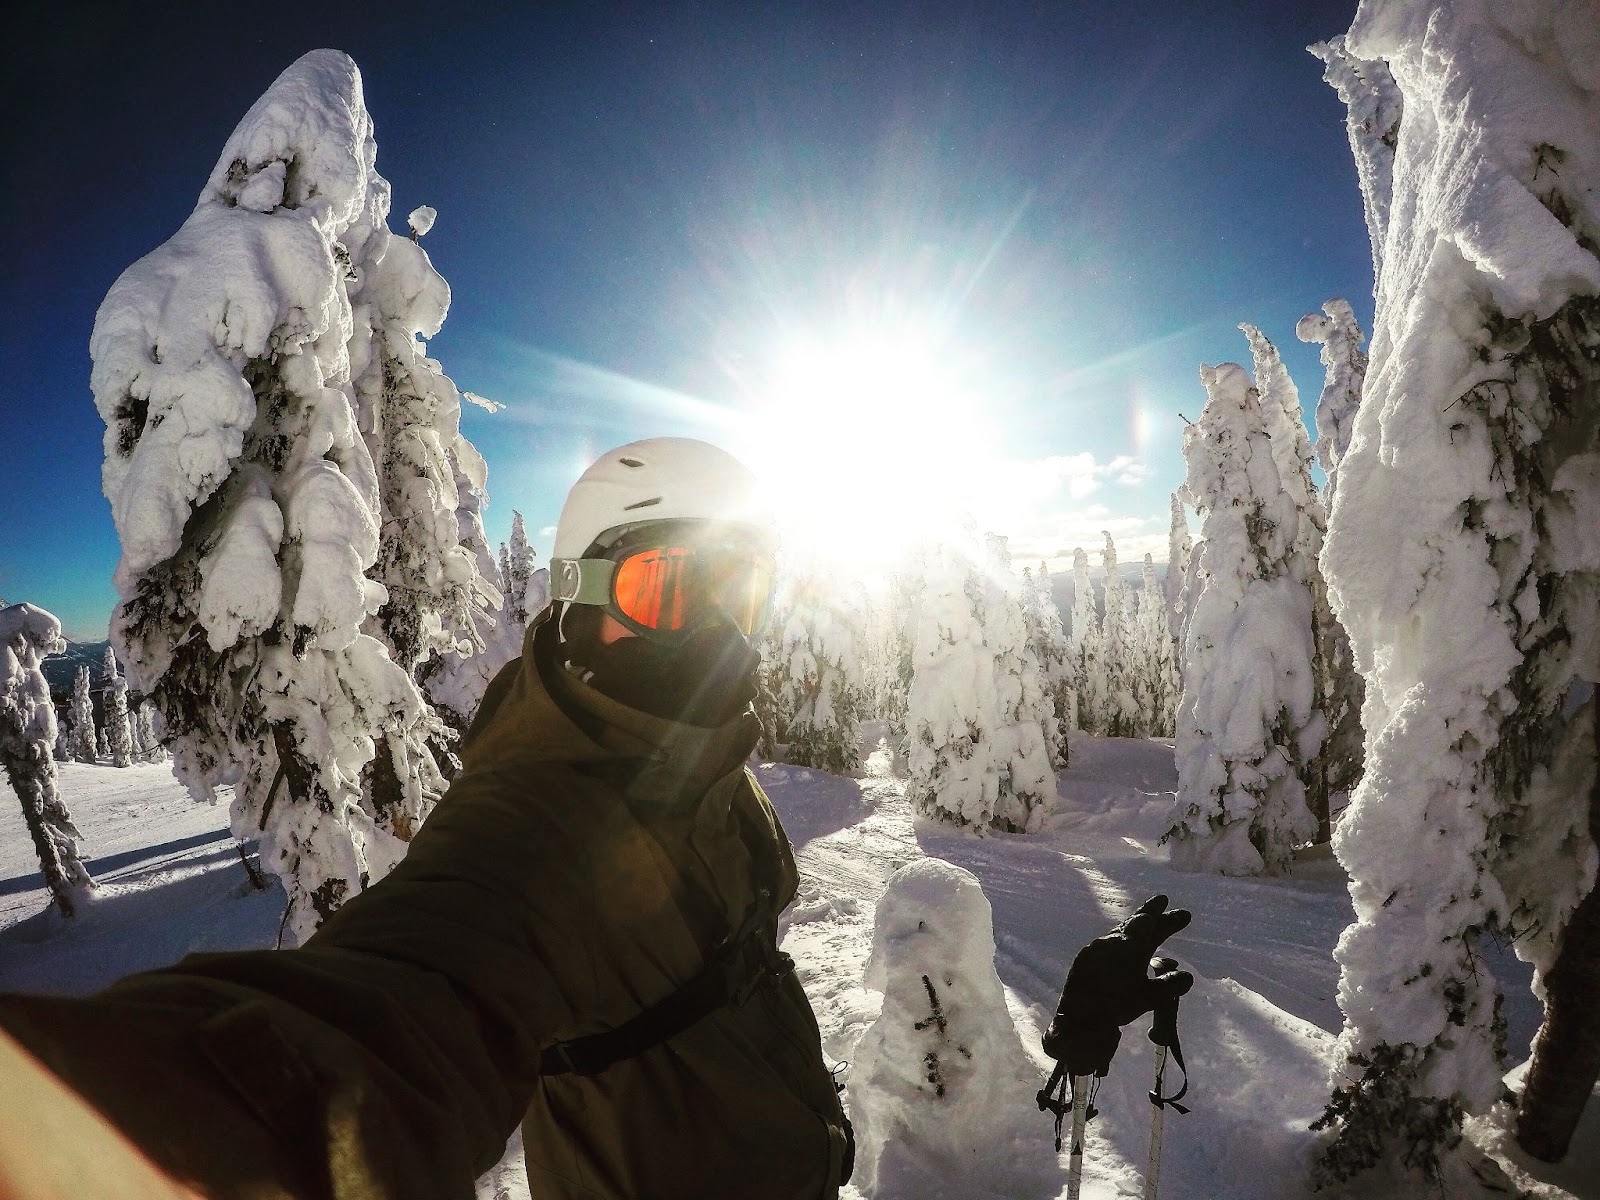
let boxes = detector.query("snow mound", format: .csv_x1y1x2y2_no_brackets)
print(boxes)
851,858,1057,1198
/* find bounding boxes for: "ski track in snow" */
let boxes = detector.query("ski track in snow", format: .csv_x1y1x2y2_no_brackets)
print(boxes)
0,742,1590,1198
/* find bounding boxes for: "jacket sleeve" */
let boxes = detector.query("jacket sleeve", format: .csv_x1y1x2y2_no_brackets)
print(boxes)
0,758,598,1200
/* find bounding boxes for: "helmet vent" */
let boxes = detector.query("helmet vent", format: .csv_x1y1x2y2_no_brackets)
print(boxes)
623,496,662,511
618,457,645,468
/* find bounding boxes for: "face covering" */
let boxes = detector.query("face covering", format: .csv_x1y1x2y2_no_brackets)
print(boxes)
577,612,759,727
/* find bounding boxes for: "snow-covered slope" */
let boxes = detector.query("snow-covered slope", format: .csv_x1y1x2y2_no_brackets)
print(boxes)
0,737,1590,1198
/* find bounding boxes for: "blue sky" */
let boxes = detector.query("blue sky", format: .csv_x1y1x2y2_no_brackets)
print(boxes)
0,1,1368,640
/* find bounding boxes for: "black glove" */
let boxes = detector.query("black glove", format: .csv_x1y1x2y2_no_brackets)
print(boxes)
1041,895,1194,1078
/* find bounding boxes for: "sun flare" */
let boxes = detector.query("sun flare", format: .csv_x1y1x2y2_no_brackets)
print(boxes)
737,328,1002,578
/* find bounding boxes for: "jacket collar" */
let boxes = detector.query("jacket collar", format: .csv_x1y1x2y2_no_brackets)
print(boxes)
464,608,758,811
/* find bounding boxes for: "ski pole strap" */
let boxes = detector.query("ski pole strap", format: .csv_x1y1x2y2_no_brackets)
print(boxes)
540,916,793,1077
1148,998,1190,1114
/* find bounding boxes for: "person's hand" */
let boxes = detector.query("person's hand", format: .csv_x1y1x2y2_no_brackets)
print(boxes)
1041,895,1193,1078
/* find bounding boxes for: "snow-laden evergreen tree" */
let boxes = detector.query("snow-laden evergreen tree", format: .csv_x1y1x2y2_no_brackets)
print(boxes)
504,511,537,628
419,448,511,737
1240,324,1338,842
101,645,135,769
906,537,1055,833
1298,298,1370,818
1296,298,1369,509
346,179,496,836
1020,563,1072,769
1165,363,1320,876
876,551,922,749
69,666,95,764
770,564,868,776
1098,533,1139,737
135,705,168,765
1164,492,1193,649
53,718,70,763
1310,36,1403,284
96,729,109,762
1314,0,1600,1179
90,51,447,942
0,605,94,916
1131,554,1180,738
1067,547,1103,734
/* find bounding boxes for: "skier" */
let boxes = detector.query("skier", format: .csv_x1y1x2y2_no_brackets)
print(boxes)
0,438,853,1200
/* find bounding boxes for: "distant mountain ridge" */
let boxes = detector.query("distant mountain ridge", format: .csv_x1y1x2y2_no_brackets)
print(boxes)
41,640,112,695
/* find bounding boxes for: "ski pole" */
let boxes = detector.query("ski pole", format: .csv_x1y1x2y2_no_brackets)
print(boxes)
1144,1044,1169,1200
1067,1073,1091,1200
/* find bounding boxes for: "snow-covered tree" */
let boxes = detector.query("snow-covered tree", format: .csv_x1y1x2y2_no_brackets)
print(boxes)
1296,298,1369,509
1310,36,1402,284
90,50,447,943
52,718,70,763
769,565,869,776
1313,1,1600,1179
69,666,96,764
135,705,168,765
875,551,922,748
419,448,511,736
101,646,134,769
1165,363,1320,876
1298,298,1370,817
1240,324,1338,841
96,729,109,762
503,511,537,628
346,180,498,832
1020,563,1072,769
1067,547,1103,734
905,537,1055,834
1098,533,1138,737
1131,553,1180,738
1165,492,1193,648
0,605,93,917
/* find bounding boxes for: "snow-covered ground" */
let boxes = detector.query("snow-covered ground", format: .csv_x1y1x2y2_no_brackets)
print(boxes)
1,736,1594,1198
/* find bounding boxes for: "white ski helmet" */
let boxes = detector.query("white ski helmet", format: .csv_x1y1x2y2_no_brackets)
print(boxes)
552,438,772,559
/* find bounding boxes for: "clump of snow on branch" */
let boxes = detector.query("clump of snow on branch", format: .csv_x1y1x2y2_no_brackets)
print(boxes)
88,49,484,942
1314,0,1600,1183
905,535,1054,833
850,858,1052,1197
0,604,94,917
1166,362,1319,876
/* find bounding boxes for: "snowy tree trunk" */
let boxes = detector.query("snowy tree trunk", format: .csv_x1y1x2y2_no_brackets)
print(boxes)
102,648,135,769
3,742,90,917
1314,0,1600,1183
70,667,95,764
1516,697,1600,1161
0,604,94,917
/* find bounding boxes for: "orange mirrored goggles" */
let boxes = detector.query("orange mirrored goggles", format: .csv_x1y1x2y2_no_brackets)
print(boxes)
612,545,774,635
553,541,776,637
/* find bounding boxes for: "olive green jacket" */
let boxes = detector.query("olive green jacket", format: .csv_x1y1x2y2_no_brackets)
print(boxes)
0,613,848,1199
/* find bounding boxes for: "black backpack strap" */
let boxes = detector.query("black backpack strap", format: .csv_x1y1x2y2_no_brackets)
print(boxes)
539,900,793,1077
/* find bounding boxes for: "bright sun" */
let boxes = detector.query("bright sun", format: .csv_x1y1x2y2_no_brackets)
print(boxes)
737,328,1001,579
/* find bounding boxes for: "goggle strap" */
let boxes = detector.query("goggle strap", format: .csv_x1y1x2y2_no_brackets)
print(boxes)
551,557,616,607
